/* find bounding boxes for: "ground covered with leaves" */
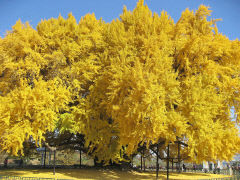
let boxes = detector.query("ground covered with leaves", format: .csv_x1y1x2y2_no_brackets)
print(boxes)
0,169,232,179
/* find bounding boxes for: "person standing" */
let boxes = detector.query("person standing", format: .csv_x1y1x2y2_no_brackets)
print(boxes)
4,157,8,168
217,162,221,174
229,165,233,176
183,164,186,172
193,164,196,172
19,158,23,167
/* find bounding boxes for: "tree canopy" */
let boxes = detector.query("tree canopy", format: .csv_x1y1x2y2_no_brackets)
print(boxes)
0,0,239,164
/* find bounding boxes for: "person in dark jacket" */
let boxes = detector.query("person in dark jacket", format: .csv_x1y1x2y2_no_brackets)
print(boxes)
19,158,23,167
183,164,186,172
4,157,8,168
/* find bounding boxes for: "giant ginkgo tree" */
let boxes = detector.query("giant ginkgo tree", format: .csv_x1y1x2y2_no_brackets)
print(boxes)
0,0,239,165
72,0,240,163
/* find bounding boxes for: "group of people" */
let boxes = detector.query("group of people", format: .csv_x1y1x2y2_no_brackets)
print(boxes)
182,164,198,172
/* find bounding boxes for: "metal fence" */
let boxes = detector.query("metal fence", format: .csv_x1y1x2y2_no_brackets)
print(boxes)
0,176,73,180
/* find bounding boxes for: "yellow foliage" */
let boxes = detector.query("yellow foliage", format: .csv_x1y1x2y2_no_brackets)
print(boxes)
0,0,239,164
75,1,240,162
0,79,70,155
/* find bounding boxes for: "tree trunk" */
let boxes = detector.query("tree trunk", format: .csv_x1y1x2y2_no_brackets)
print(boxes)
79,149,82,168
53,150,56,175
156,143,159,179
178,141,181,173
49,151,51,165
143,149,146,171
94,157,103,167
143,156,146,171
131,155,134,168
44,147,47,168
167,144,170,180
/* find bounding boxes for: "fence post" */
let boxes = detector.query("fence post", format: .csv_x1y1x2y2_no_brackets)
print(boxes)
156,143,159,179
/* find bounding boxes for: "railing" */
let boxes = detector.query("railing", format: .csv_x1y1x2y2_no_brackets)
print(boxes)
0,176,73,180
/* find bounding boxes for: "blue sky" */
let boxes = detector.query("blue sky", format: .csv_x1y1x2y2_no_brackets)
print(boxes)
0,0,239,40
